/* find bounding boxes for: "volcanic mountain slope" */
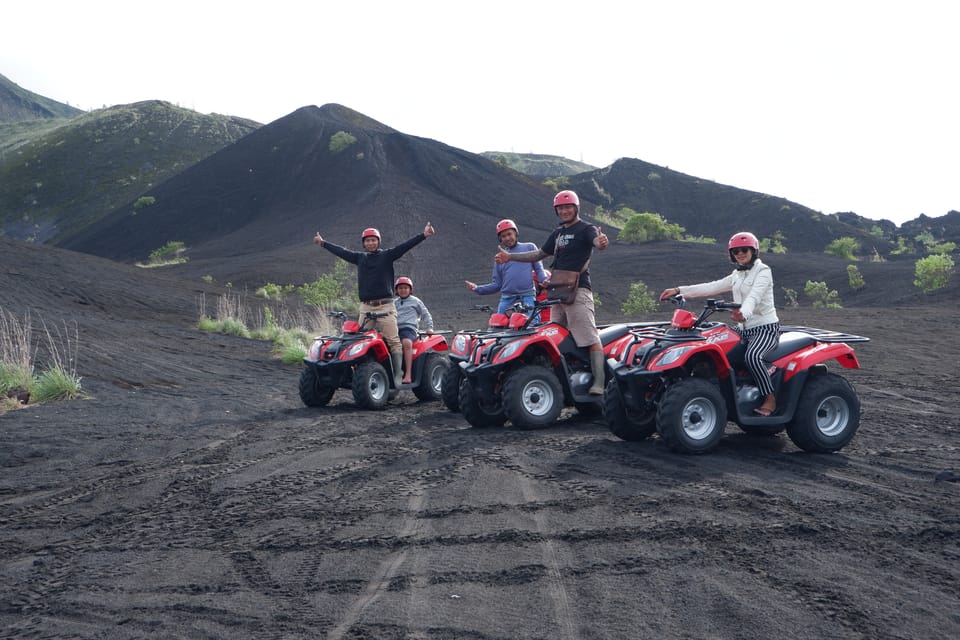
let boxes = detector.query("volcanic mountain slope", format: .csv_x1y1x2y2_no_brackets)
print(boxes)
0,100,260,243
56,104,559,289
0,72,84,122
53,102,951,312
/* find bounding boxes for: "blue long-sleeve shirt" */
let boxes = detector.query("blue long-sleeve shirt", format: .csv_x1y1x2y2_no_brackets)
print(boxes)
474,242,547,296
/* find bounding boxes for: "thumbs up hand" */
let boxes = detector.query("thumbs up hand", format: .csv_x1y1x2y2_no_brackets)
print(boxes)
596,226,609,250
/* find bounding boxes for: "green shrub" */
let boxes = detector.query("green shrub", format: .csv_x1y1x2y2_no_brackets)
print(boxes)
133,196,156,210
140,241,188,267
31,367,82,402
824,237,859,261
891,236,916,255
618,212,684,243
760,231,787,254
256,282,293,301
277,339,308,365
297,259,357,311
914,254,954,293
804,280,842,308
782,288,799,307
847,265,865,290
329,131,357,153
621,281,657,314
0,310,82,408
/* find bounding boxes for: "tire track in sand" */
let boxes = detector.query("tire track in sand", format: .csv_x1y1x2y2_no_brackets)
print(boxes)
326,486,425,640
516,472,580,640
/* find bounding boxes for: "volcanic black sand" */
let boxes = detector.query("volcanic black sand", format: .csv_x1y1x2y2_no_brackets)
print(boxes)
2,237,958,639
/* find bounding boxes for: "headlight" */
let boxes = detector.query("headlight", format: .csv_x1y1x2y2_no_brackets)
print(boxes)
655,345,692,367
308,340,323,360
453,334,468,353
346,342,366,357
495,341,522,361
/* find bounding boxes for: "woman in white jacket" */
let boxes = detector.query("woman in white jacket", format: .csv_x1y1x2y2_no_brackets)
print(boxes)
659,232,780,416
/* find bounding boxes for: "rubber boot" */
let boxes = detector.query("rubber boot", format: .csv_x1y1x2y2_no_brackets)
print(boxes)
588,350,605,395
390,352,404,387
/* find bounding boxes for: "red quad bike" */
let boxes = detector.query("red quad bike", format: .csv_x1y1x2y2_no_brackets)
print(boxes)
299,310,450,410
442,304,502,413
603,296,870,454
457,299,667,429
441,303,548,413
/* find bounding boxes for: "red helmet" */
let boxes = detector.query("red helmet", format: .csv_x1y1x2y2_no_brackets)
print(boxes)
496,219,518,236
728,231,759,262
553,190,580,213
394,276,413,291
361,227,381,241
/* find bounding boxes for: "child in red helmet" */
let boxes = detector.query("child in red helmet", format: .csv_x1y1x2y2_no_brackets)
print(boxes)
394,276,434,384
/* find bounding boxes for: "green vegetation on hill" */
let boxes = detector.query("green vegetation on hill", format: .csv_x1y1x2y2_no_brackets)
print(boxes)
0,100,259,243
482,151,596,177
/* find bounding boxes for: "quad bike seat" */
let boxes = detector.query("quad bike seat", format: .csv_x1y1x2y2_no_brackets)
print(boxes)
599,323,632,346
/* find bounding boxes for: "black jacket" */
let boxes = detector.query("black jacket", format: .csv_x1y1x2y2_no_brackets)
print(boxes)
321,233,427,301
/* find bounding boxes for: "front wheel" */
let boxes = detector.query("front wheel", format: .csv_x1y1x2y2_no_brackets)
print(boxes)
299,366,335,407
657,378,727,454
413,352,449,402
458,378,507,428
441,361,463,412
603,378,656,441
502,365,563,429
787,373,860,453
351,360,390,410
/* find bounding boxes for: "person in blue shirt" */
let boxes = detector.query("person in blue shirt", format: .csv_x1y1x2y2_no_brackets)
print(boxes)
465,219,547,315
393,276,434,384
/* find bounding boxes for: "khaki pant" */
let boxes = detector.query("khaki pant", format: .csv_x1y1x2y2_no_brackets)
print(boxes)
550,288,601,348
358,302,401,354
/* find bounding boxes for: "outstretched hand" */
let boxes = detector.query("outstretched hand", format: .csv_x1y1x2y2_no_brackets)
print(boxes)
730,309,745,323
313,232,323,245
424,222,435,237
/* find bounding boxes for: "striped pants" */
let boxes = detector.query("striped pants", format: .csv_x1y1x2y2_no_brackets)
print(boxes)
739,322,780,397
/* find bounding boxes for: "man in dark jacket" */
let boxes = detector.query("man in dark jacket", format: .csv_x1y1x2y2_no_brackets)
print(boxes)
314,222,435,385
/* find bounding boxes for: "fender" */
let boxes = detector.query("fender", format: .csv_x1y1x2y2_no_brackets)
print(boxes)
647,340,732,377
338,333,389,361
778,342,861,382
411,334,449,357
491,332,562,367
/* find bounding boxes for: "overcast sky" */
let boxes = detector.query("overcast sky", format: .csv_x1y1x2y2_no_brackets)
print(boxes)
4,1,956,225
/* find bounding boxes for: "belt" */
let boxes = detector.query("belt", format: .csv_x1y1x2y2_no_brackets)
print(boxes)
364,297,395,306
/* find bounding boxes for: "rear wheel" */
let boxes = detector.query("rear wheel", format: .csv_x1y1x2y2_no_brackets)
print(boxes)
441,361,464,412
502,365,563,429
787,373,860,452
458,378,507,428
413,352,448,402
603,378,656,441
351,360,390,410
299,366,335,407
657,378,727,454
